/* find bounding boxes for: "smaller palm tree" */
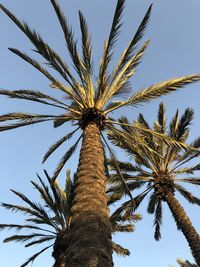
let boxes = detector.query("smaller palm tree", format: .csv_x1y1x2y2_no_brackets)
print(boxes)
107,103,200,265
0,170,141,267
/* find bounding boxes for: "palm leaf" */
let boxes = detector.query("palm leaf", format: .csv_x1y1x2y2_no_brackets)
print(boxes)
52,135,82,183
106,75,200,113
0,89,68,110
112,242,130,256
0,118,51,132
20,245,53,267
175,184,200,205
97,0,125,96
0,224,55,235
153,200,162,241
147,192,157,214
42,128,79,163
25,236,54,247
111,4,153,80
50,0,85,83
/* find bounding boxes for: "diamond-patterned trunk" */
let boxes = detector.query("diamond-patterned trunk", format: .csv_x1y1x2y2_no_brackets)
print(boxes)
65,122,113,267
166,191,200,266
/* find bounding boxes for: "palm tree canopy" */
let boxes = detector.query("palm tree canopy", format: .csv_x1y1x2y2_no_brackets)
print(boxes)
0,170,141,266
108,103,200,240
0,1,200,182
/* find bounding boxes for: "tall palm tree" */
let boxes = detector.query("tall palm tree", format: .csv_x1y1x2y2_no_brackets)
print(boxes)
0,170,141,267
108,103,200,265
1,1,200,265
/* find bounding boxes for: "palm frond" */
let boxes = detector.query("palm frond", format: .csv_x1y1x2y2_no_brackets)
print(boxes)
20,245,53,267
101,133,133,199
42,128,80,163
50,0,85,83
0,112,57,122
175,184,200,205
79,11,92,73
102,40,150,107
0,89,68,110
112,242,130,256
0,118,51,132
97,0,125,96
176,177,200,185
176,108,194,140
3,233,48,243
157,102,166,133
153,200,162,241
111,4,153,81
147,192,157,214
52,135,82,183
106,75,200,113
0,224,55,235
25,236,54,247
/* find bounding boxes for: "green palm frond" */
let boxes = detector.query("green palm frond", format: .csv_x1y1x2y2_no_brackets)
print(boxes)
153,201,162,241
78,11,92,73
42,128,80,163
147,192,157,214
105,75,200,114
50,0,85,83
175,184,200,205
176,177,200,185
0,224,55,234
0,89,68,109
20,245,53,267
112,242,130,256
25,236,54,248
111,4,152,81
156,102,166,133
52,135,82,183
97,0,125,96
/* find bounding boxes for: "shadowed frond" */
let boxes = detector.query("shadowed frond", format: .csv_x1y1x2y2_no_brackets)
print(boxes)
20,245,53,267
52,135,82,183
153,201,162,241
175,184,200,205
111,4,153,81
42,127,80,163
97,0,125,96
112,242,130,256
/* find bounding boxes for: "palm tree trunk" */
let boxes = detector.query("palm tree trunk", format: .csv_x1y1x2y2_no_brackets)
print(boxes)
53,255,65,267
65,122,113,267
52,233,67,267
166,191,200,266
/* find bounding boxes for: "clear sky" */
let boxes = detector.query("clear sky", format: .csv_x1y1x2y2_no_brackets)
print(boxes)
0,0,200,266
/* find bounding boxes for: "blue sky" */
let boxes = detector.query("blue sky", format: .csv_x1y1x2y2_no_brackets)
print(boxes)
0,0,200,266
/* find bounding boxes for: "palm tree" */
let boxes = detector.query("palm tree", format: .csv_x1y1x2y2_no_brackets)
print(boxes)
108,103,200,265
1,1,200,265
0,170,141,267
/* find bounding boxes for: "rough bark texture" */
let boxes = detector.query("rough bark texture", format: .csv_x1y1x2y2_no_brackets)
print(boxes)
52,232,67,267
166,192,200,266
65,122,113,267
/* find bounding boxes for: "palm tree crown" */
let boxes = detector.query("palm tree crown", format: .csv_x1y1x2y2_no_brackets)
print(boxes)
0,1,200,182
108,103,200,264
108,103,200,238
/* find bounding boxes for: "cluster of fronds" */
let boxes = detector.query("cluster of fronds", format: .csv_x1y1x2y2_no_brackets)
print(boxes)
0,0,199,186
0,170,142,266
108,103,200,240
